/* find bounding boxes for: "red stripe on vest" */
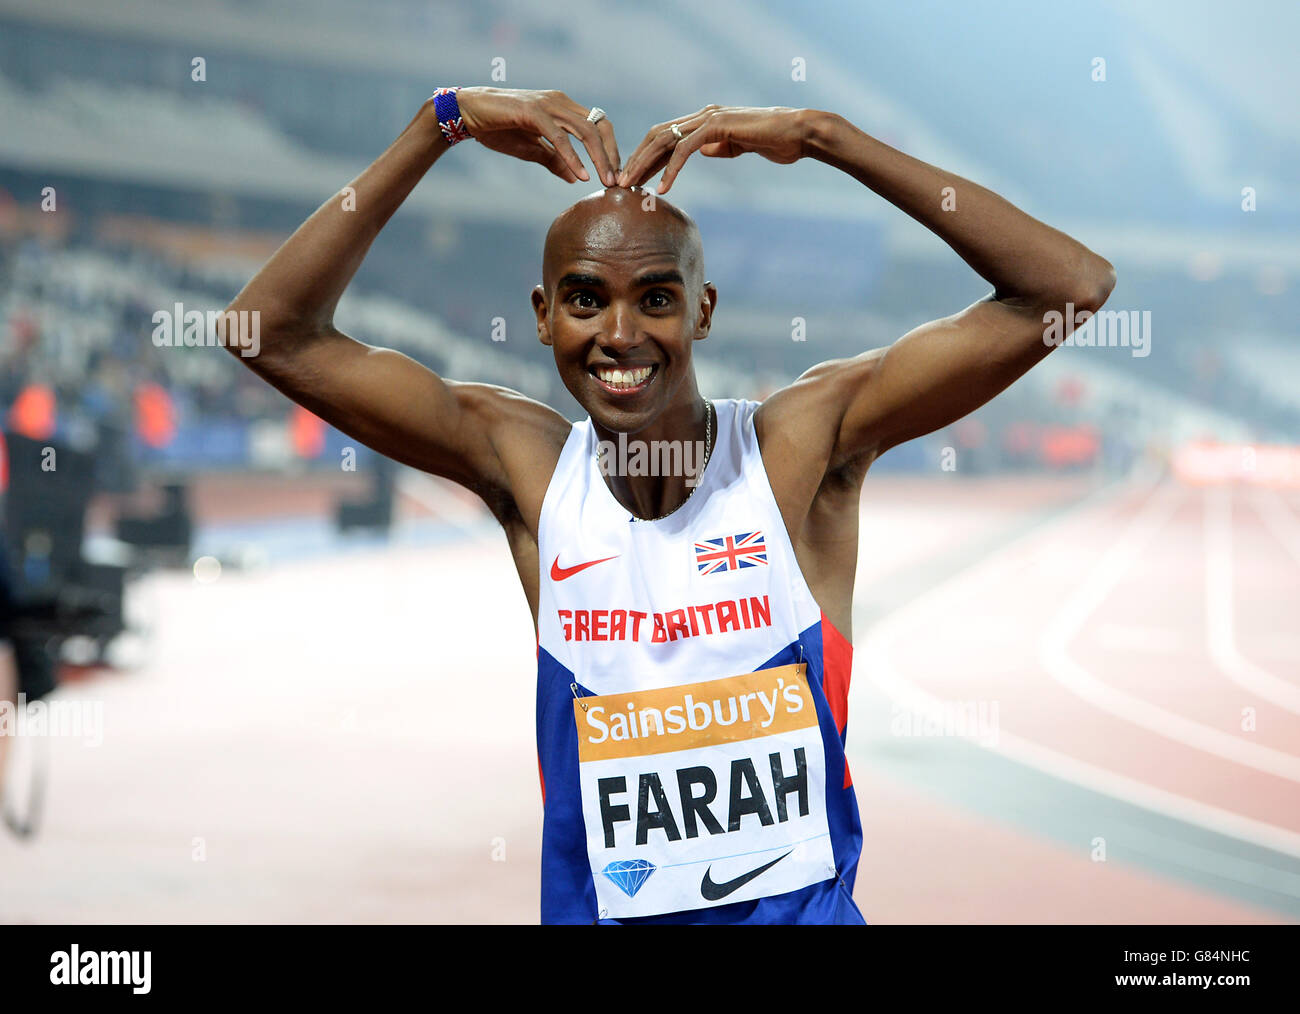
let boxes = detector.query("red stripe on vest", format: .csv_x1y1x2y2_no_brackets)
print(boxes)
821,612,854,789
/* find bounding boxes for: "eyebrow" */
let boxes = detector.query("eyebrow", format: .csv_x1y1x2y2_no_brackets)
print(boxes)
556,269,685,291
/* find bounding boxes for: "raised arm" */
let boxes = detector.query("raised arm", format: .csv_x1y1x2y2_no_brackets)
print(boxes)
618,105,1115,471
222,87,621,495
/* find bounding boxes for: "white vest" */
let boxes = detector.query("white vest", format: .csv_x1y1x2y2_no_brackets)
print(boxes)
534,398,863,923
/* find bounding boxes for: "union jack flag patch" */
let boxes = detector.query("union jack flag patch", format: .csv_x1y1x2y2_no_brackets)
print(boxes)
695,531,768,575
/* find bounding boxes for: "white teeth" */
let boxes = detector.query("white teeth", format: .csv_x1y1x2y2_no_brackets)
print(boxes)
595,366,653,388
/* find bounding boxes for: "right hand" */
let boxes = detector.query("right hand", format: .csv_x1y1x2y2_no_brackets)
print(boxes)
454,87,621,187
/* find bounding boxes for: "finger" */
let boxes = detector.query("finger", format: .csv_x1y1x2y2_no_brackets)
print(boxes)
566,101,620,187
595,117,621,185
563,113,616,187
532,134,580,183
631,146,678,190
520,133,582,183
537,112,589,182
618,135,669,189
541,147,580,183
618,111,712,188
617,117,683,188
617,106,719,186
617,123,676,188
657,120,719,193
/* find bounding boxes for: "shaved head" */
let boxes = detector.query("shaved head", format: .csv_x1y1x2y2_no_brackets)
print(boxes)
532,185,718,439
541,187,704,300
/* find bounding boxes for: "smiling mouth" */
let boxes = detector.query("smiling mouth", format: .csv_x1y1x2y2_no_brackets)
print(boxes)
589,363,658,394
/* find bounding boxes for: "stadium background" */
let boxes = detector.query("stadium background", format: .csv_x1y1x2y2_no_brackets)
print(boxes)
1,0,1297,922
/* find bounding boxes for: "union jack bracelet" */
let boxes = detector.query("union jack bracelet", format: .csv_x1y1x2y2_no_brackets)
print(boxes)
432,87,472,145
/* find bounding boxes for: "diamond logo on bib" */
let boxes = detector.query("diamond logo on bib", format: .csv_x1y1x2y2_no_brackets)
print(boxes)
602,859,657,897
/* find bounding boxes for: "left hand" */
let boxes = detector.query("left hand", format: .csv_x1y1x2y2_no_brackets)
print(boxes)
616,105,810,193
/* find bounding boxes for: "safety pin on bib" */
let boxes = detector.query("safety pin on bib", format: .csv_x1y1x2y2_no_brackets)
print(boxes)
570,682,588,712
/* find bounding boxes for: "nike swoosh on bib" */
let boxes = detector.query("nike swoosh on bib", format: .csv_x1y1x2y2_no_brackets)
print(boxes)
550,554,619,582
700,850,794,901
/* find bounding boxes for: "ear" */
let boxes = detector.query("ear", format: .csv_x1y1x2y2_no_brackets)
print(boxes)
694,281,718,342
531,284,552,347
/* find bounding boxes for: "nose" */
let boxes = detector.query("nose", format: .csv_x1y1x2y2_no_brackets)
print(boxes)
601,300,639,354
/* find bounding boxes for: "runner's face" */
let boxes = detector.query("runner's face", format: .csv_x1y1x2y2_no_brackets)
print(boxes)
536,205,712,435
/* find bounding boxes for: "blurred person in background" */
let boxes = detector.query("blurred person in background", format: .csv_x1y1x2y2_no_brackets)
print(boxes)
0,431,10,792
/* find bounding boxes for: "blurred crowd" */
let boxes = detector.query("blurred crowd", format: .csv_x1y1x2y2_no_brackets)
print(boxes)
1,213,1292,481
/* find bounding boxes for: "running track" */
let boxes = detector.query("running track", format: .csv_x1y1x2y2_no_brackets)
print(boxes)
850,473,1299,922
1,470,1294,922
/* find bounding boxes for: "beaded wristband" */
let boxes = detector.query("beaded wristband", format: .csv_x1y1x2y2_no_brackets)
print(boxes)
432,87,472,145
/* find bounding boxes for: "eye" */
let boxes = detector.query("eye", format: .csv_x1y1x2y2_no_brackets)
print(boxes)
568,290,600,310
644,289,672,309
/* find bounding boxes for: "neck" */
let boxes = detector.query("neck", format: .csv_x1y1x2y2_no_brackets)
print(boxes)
593,398,713,520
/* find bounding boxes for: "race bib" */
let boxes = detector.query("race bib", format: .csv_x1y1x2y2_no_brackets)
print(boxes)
574,662,837,919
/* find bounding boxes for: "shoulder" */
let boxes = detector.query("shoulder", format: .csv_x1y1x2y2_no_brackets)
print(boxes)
754,351,885,479
447,381,573,531
450,380,572,443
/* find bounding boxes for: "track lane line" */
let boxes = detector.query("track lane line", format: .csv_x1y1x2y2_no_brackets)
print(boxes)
856,477,1300,860
1204,486,1300,715
863,643,1300,861
1250,486,1300,570
1041,481,1300,780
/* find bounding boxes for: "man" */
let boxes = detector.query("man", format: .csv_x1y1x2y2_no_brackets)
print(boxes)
223,87,1114,923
